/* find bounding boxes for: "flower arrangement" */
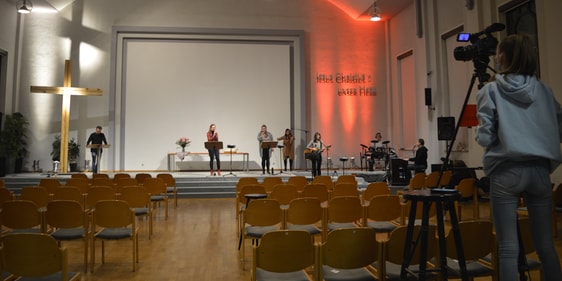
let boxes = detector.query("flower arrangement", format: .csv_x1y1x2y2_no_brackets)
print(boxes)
176,137,191,148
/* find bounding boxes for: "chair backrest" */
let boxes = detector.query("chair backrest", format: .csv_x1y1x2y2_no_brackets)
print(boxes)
64,178,90,194
143,178,167,194
46,200,86,229
365,194,402,222
385,224,437,265
0,187,15,205
301,183,329,203
1,200,42,230
446,220,494,261
245,199,282,227
312,175,334,190
286,176,308,193
114,178,139,193
113,173,131,181
320,227,379,269
91,178,114,188
0,178,4,187
85,186,116,210
269,184,298,205
424,171,441,189
440,170,453,187
331,183,359,198
53,187,84,207
253,230,314,274
409,173,426,190
327,196,363,224
236,177,259,192
286,197,323,226
335,175,357,185
38,178,62,195
71,173,89,181
1,233,70,278
238,184,267,205
362,182,390,204
135,173,153,185
120,186,151,208
93,200,135,228
261,177,283,193
19,186,50,209
156,173,176,187
455,178,476,198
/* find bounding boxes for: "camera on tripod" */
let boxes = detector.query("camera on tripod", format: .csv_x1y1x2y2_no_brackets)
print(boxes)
453,23,505,62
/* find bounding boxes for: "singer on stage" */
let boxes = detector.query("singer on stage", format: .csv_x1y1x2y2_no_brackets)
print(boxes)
257,124,274,174
307,132,326,177
207,123,220,176
277,128,295,171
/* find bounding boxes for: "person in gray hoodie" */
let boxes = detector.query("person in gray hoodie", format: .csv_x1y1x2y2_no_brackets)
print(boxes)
476,34,562,281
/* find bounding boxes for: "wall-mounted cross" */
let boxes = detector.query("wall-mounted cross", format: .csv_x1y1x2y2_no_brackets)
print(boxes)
30,60,102,173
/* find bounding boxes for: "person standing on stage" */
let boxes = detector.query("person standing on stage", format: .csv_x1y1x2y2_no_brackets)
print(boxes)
257,124,274,175
408,138,428,174
207,123,220,176
307,132,326,177
86,125,108,174
277,128,295,171
476,34,562,281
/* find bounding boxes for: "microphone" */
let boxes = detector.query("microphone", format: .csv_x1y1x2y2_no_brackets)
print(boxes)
472,23,505,38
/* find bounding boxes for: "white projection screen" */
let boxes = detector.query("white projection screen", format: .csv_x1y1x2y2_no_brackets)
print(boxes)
113,30,304,171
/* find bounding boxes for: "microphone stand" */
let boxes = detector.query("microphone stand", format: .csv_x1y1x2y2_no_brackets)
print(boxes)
325,145,331,176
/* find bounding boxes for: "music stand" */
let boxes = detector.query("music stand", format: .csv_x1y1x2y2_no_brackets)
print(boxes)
223,144,237,177
86,144,111,174
277,144,284,174
205,141,223,176
261,141,278,174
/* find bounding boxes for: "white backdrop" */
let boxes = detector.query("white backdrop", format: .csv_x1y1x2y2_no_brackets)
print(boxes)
121,40,292,170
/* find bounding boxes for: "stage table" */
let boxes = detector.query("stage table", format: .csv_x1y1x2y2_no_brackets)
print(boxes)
167,151,249,172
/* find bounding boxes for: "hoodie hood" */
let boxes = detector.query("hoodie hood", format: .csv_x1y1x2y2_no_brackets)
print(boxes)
494,74,537,105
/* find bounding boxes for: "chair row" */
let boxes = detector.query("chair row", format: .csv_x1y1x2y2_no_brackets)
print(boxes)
236,175,359,193
250,220,503,281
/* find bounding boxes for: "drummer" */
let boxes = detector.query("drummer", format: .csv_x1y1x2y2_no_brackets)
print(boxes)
368,132,384,171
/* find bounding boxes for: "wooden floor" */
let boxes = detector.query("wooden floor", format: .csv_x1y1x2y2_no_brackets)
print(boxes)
64,197,562,281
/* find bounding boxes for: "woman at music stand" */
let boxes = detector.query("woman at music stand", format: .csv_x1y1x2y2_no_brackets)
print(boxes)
277,128,295,172
207,124,220,176
257,124,274,175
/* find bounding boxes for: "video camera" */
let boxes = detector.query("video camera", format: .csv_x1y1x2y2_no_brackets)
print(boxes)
453,23,505,87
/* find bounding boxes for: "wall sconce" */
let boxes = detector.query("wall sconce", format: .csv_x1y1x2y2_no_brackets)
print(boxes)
370,0,382,21
17,0,33,14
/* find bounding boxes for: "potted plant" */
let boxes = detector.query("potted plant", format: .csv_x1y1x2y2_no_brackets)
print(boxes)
0,112,29,174
51,135,81,172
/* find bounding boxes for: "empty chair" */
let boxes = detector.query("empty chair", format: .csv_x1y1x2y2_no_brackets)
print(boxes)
454,178,479,220
331,182,359,198
46,200,89,272
39,178,62,195
326,196,363,233
236,177,260,193
1,200,43,234
92,173,110,180
251,230,315,281
113,177,138,194
157,173,178,208
362,181,390,204
64,178,90,194
85,186,116,212
287,176,308,193
237,184,267,235
301,183,329,206
71,173,89,181
19,186,50,210
120,186,153,239
90,200,139,272
53,187,85,208
240,199,282,267
0,187,15,205
113,173,131,181
269,184,298,207
364,195,402,237
312,175,334,191
408,173,426,190
91,178,114,188
134,173,152,185
335,174,357,185
261,177,283,194
1,233,81,280
285,197,325,242
424,171,441,189
317,227,380,280
143,177,169,219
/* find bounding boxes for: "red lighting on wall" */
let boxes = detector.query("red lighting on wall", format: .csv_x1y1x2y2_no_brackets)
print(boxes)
460,104,478,127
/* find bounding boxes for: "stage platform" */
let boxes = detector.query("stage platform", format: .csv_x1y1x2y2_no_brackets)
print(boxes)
1,169,404,198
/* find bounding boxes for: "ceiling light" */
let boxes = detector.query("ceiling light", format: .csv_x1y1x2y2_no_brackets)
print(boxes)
17,0,33,14
370,1,382,21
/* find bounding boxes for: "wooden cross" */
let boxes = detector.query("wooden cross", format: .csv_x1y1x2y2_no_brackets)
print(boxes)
30,60,103,173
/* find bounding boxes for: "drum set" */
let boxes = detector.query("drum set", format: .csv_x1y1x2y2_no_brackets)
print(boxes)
360,139,396,171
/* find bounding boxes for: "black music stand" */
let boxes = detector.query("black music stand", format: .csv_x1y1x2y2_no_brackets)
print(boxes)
223,144,237,177
86,144,110,174
205,141,223,176
277,144,284,174
339,157,349,175
261,141,278,174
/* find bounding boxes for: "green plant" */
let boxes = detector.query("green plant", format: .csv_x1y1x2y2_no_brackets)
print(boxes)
0,112,29,159
51,135,80,162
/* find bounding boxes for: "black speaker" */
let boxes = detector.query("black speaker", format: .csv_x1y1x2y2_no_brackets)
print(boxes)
438,117,455,141
424,88,432,106
390,158,410,186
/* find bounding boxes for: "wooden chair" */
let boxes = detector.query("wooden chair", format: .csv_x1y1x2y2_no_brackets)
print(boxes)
70,173,89,181
19,186,50,210
0,187,15,205
287,176,308,194
119,186,153,239
331,182,359,199
38,178,62,195
134,173,152,185
363,195,402,238
424,171,441,189
251,230,315,281
46,200,89,272
53,187,85,208
143,178,169,219
91,178,114,188
1,200,43,234
326,196,363,234
237,184,267,236
269,184,298,207
301,183,329,206
335,174,357,185
92,173,110,180
90,200,139,272
0,233,81,280
408,173,426,190
112,172,131,181
261,177,283,194
157,173,178,208
378,224,438,281
64,178,90,195
240,199,282,268
454,178,479,221
362,182,390,204
113,178,138,194
85,186,116,213
285,197,325,242
312,175,334,191
236,177,260,193
316,227,380,280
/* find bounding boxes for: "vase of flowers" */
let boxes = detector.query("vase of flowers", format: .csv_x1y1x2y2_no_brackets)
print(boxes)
176,137,191,152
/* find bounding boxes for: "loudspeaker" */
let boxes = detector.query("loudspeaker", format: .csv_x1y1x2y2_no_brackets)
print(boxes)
390,158,410,186
438,117,455,141
424,88,432,106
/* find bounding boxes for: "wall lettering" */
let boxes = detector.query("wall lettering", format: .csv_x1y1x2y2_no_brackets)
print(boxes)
316,72,377,97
